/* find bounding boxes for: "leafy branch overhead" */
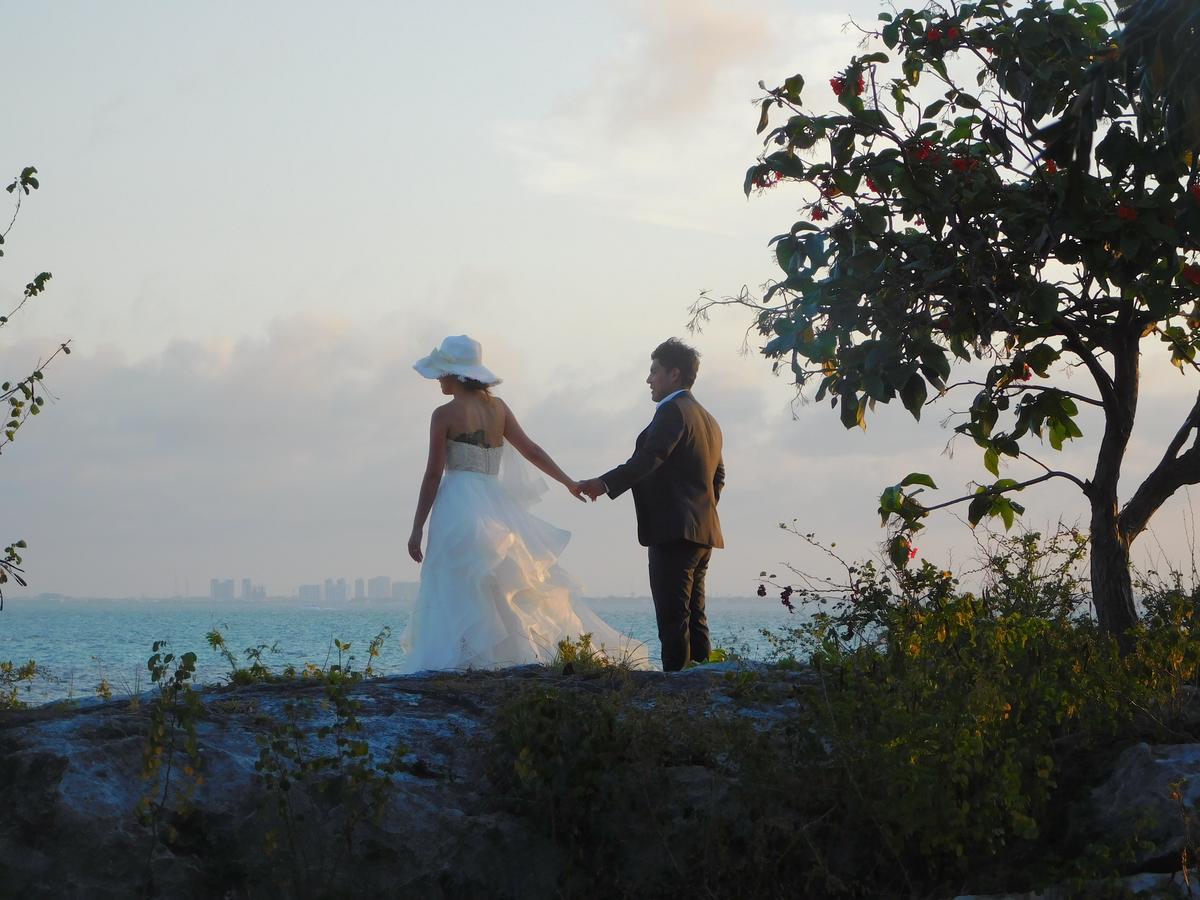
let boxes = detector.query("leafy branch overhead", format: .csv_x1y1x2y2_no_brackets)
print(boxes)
700,0,1200,634
1,165,69,607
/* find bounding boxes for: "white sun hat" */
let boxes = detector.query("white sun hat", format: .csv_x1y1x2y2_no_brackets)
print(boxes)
413,335,502,385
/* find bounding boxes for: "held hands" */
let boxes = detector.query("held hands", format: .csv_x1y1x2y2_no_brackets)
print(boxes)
408,529,424,563
577,478,607,502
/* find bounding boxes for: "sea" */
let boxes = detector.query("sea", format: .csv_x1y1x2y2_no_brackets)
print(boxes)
0,595,807,706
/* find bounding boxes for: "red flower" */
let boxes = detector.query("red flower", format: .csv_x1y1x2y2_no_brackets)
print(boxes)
1116,204,1138,222
908,546,919,560
915,216,925,226
927,27,942,40
752,171,780,190
811,207,827,221
910,139,937,162
1183,265,1200,286
950,156,978,174
1019,364,1033,381
946,26,961,40
830,75,865,97
866,177,880,193
1044,159,1058,174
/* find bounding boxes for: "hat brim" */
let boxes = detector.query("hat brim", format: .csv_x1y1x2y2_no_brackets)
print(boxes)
413,356,502,385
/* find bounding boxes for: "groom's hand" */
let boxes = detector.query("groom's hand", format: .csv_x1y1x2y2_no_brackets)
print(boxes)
578,478,607,501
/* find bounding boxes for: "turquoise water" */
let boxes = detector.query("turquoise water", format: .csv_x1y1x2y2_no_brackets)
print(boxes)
0,596,804,705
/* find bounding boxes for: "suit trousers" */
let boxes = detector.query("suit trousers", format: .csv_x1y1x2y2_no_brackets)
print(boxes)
647,539,712,672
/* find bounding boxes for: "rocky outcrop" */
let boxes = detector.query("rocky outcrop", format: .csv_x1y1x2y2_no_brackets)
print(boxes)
0,662,804,899
3,662,1200,899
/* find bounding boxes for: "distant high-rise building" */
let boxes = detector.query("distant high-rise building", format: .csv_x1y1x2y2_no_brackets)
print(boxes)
210,578,235,601
323,577,347,604
367,576,391,600
391,581,419,603
354,578,365,601
298,584,321,604
242,578,252,601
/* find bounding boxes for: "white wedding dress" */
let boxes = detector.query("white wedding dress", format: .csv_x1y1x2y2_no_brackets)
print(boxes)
398,439,649,672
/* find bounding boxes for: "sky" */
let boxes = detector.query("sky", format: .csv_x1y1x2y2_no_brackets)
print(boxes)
1,0,1197,601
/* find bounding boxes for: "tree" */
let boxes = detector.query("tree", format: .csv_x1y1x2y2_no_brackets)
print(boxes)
696,0,1200,635
1,166,70,606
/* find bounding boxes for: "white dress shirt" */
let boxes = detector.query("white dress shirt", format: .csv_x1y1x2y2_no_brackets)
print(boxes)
657,389,687,408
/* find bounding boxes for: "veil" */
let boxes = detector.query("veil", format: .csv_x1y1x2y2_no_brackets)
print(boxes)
499,443,549,507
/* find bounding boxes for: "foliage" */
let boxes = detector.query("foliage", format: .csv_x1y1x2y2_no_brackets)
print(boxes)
252,628,412,899
488,681,810,897
0,165,69,606
206,625,281,685
698,0,1200,634
0,658,38,709
549,632,620,676
491,533,1200,897
138,640,204,886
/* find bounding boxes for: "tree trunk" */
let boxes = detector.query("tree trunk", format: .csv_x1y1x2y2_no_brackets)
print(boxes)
1089,499,1138,636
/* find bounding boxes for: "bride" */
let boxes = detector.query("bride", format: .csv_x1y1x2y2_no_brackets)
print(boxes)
399,335,647,672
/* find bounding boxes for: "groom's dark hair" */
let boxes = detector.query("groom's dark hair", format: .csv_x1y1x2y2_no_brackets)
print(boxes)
652,338,700,388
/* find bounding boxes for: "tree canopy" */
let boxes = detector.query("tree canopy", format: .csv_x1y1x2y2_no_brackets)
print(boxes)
700,0,1200,634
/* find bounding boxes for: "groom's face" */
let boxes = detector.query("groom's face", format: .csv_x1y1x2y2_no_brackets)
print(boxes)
646,358,682,402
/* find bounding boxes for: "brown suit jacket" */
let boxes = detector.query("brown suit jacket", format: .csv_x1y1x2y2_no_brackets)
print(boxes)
601,391,724,549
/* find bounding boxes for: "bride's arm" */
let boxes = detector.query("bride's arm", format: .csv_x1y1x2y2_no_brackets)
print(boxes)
501,400,585,500
408,408,449,562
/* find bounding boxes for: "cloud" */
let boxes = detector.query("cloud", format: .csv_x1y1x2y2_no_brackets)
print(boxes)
2,314,1198,603
496,0,879,234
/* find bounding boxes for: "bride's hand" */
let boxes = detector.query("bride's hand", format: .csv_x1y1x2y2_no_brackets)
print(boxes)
567,481,587,503
408,529,424,563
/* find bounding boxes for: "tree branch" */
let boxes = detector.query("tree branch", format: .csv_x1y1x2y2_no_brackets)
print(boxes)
1019,450,1089,490
919,470,1081,516
1119,388,1200,543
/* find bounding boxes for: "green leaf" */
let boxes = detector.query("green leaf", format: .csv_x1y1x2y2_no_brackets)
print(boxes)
900,374,927,420
840,391,863,430
984,447,1000,476
996,497,1016,530
887,535,912,568
782,74,805,103
756,99,772,135
967,493,992,528
900,472,937,490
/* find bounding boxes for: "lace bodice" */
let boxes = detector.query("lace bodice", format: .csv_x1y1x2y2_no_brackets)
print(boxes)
445,440,502,476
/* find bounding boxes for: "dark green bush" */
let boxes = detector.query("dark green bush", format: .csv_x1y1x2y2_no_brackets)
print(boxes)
487,531,1200,898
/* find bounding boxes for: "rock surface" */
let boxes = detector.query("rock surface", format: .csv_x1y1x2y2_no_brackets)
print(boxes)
3,662,1200,899
0,662,805,899
1088,741,1200,866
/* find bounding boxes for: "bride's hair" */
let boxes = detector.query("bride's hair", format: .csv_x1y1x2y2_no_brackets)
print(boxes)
456,375,493,393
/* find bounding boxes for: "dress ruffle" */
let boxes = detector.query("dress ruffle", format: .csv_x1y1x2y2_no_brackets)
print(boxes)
399,468,649,671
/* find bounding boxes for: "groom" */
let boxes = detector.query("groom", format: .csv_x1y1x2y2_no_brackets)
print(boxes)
579,338,724,671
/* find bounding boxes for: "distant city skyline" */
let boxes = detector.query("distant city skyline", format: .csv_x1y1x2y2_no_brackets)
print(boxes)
211,574,420,603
